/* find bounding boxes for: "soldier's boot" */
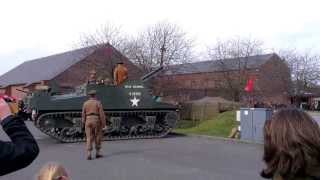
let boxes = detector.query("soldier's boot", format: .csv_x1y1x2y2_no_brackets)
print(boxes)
87,151,92,160
96,149,103,159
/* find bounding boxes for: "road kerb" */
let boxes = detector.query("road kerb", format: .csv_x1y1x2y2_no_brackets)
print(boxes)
174,133,263,145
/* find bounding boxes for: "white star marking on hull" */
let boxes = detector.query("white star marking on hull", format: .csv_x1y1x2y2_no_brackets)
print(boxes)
130,96,140,107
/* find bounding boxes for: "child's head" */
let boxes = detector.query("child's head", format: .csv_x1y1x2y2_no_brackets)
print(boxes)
37,162,69,180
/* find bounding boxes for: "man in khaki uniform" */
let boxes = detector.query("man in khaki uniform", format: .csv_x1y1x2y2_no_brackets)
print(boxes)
82,90,106,160
113,62,128,85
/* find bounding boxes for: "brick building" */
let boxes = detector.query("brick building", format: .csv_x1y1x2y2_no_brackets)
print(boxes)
0,44,143,99
154,53,291,104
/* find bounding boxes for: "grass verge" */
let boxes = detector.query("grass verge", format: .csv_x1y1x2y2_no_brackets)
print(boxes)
174,111,238,138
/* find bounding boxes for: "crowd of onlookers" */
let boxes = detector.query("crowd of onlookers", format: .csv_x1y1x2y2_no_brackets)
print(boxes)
253,101,289,110
253,100,320,112
1,96,320,179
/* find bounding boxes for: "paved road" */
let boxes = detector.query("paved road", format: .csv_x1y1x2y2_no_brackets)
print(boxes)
1,122,264,180
312,115,320,124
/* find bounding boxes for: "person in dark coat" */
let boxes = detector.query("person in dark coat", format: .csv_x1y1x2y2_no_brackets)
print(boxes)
0,98,39,176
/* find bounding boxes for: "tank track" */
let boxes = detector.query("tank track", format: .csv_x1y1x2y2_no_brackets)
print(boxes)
35,110,178,143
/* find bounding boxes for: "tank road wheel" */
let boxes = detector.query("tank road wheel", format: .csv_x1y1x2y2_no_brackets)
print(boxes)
40,127,62,139
59,127,83,143
39,117,55,129
165,111,179,129
35,111,178,142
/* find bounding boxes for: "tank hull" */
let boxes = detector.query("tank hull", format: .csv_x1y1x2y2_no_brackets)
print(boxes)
30,81,179,143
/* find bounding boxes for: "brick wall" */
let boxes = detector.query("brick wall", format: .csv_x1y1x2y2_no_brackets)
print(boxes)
9,85,26,99
154,56,291,104
0,88,5,94
256,56,291,104
154,70,256,101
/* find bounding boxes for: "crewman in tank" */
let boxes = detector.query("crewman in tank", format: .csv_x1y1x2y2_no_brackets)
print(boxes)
82,90,106,160
87,69,97,84
103,77,112,85
113,61,128,85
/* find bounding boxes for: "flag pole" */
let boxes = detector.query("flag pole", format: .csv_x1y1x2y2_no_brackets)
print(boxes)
244,76,255,108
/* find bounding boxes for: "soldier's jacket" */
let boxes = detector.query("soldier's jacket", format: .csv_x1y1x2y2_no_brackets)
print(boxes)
82,98,106,128
114,65,128,85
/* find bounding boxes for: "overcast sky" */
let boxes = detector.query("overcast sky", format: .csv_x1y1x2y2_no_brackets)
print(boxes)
0,0,319,75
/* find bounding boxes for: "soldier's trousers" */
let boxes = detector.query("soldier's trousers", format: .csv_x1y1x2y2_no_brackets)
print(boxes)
85,116,102,152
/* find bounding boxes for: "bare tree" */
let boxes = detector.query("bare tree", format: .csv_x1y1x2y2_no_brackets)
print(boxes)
78,23,129,52
207,37,264,101
126,21,195,72
208,37,263,60
77,21,195,78
76,23,131,80
278,49,320,94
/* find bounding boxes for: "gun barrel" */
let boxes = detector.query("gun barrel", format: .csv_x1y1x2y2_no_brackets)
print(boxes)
16,89,29,94
141,66,164,82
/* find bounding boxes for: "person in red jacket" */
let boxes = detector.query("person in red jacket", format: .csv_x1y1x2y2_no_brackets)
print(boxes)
0,98,39,176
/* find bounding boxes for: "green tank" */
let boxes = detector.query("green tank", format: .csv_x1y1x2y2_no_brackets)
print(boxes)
28,67,179,143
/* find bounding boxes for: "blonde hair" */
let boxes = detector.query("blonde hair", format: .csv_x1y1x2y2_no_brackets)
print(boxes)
37,162,69,180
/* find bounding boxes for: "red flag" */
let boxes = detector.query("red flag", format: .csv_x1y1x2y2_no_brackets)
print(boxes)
244,77,255,92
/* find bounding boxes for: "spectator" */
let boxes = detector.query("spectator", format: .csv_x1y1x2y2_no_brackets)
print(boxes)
254,101,264,108
261,108,320,180
0,98,39,176
37,162,70,180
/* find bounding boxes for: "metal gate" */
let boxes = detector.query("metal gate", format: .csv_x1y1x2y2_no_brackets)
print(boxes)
240,108,273,143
